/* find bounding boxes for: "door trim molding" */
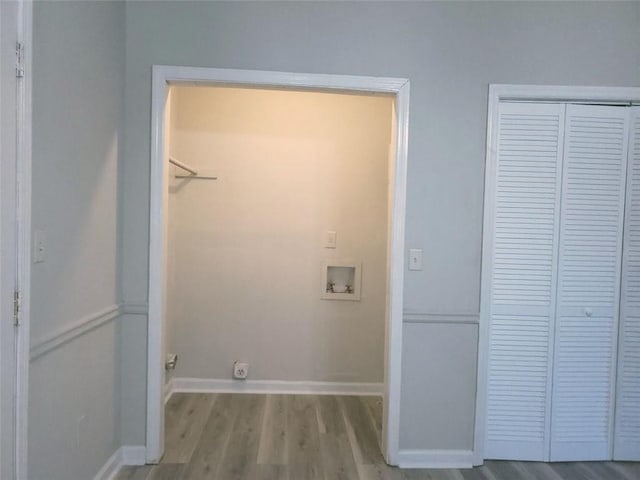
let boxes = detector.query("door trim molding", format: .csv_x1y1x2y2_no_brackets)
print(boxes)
475,84,640,466
148,65,410,465
15,2,32,478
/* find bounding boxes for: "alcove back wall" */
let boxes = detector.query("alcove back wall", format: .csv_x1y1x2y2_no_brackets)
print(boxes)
166,86,393,383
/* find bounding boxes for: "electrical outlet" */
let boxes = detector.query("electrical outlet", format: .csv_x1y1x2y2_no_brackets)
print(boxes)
233,361,249,380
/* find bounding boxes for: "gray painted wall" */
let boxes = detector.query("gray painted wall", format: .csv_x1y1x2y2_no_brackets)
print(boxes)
24,3,640,475
120,1,640,450
30,2,125,478
400,322,478,450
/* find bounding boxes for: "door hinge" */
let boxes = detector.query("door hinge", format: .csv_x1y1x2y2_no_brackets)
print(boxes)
15,42,24,78
13,290,20,326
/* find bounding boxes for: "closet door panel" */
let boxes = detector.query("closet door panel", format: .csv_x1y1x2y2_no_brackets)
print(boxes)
615,107,640,461
551,105,630,461
485,102,565,460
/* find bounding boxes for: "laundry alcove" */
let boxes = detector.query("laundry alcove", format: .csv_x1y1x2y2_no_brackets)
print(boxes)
164,85,393,393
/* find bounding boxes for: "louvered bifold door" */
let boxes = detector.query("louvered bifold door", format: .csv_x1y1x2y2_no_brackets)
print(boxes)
485,103,565,461
614,106,640,461
550,105,630,461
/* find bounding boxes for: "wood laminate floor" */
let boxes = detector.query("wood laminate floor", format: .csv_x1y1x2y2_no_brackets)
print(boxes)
116,393,640,480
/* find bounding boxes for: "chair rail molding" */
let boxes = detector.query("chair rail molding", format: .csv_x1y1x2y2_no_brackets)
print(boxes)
29,301,149,361
29,304,120,361
403,311,480,324
120,301,149,316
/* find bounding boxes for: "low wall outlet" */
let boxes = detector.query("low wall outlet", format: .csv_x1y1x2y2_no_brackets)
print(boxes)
233,361,249,379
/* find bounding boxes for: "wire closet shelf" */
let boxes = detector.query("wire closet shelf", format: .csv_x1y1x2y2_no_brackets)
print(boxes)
169,157,217,180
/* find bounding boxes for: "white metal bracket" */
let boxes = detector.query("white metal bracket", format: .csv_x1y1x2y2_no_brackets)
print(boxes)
15,41,24,78
13,290,20,326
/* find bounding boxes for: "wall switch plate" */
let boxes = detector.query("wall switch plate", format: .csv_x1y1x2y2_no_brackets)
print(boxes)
233,361,249,379
409,249,423,271
33,229,46,263
324,230,337,249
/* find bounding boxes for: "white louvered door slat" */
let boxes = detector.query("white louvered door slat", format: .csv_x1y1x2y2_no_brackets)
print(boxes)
614,106,640,461
550,105,630,461
485,102,565,461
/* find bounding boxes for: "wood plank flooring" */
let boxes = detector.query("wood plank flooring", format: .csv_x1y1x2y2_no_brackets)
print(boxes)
116,393,639,480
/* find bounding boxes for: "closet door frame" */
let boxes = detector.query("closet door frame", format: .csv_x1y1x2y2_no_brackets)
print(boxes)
475,84,640,465
615,106,640,460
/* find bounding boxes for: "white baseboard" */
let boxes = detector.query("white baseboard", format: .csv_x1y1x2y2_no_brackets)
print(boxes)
167,377,383,398
93,448,121,480
164,378,174,404
121,446,147,466
397,449,474,469
94,445,147,480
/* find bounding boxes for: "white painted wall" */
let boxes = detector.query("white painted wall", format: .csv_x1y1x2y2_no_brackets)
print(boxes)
165,86,391,384
120,1,640,451
29,2,124,478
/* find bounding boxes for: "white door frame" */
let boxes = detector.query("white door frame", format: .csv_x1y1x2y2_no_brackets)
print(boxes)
1,0,32,478
14,3,32,478
147,65,410,465
475,84,640,465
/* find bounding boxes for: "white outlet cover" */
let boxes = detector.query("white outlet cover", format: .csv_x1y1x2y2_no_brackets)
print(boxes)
233,361,249,379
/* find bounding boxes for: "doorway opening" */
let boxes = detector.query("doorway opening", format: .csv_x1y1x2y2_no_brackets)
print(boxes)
148,66,410,465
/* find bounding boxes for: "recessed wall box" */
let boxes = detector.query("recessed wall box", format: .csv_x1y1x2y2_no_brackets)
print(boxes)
321,260,361,301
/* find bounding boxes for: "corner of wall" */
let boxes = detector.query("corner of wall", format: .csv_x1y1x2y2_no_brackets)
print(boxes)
119,307,149,447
